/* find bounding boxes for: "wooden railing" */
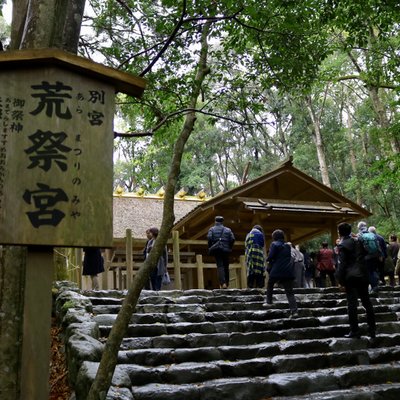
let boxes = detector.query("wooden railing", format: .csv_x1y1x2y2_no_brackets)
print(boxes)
72,229,248,290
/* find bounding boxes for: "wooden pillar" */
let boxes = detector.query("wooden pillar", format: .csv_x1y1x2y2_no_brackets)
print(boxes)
172,231,182,290
330,223,338,247
20,249,53,400
75,248,83,289
196,254,204,289
240,255,247,289
103,249,112,290
126,229,133,288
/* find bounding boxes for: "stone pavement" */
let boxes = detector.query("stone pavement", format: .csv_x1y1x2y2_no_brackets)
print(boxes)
54,282,400,400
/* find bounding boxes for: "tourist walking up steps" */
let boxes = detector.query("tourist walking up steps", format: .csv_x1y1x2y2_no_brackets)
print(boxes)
245,225,266,288
316,241,337,287
264,229,298,318
387,234,399,287
357,221,381,294
207,216,235,289
335,222,376,339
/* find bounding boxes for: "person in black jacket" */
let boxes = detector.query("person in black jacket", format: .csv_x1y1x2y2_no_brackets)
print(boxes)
335,222,376,339
207,216,235,288
265,229,298,318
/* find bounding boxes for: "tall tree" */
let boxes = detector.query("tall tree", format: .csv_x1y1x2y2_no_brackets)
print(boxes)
87,16,212,400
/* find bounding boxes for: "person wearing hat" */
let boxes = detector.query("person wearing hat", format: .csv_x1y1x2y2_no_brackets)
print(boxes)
207,216,235,288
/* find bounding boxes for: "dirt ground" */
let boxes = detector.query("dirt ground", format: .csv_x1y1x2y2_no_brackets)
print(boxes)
49,318,72,400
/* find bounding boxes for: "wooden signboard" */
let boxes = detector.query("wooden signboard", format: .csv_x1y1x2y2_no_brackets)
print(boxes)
0,67,114,247
0,49,146,248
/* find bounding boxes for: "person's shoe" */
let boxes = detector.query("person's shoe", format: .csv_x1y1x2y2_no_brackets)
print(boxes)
344,331,361,339
290,311,299,319
369,287,379,295
263,302,273,308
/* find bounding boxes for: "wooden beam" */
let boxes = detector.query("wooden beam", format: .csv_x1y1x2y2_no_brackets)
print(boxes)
0,48,147,98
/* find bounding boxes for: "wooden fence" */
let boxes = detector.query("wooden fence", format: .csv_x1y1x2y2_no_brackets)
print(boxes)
69,229,248,290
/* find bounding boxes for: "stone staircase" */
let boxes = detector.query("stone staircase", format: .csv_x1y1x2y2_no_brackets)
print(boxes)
54,282,400,400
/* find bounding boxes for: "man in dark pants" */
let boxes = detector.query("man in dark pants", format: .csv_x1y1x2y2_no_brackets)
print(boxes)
207,216,235,288
336,222,376,339
265,229,298,318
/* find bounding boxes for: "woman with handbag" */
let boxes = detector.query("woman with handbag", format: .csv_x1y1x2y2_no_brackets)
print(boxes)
144,227,168,291
207,216,235,289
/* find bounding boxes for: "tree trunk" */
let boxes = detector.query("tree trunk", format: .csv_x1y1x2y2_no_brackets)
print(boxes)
305,96,331,188
368,86,400,154
86,21,212,400
345,106,362,204
19,0,56,48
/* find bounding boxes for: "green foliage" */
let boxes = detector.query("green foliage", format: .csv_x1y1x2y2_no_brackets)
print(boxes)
0,9,10,45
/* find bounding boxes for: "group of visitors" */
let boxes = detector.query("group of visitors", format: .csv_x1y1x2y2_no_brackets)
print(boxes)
207,216,400,338
82,214,398,340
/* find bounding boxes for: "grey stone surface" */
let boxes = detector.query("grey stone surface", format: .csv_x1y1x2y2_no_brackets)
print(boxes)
53,281,400,400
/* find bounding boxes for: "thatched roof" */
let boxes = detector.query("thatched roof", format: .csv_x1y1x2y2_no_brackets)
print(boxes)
113,194,203,238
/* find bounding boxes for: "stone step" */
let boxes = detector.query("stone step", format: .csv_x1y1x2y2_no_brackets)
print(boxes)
117,333,400,367
89,345,400,387
96,312,399,340
116,321,400,352
112,361,400,400
55,283,400,399
89,290,399,313
92,306,396,326
274,383,400,399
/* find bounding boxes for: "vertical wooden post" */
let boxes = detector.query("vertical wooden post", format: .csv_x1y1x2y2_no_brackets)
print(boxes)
196,254,204,289
240,255,247,289
126,229,133,288
330,223,338,247
172,231,182,290
20,249,53,400
75,248,83,289
103,249,111,290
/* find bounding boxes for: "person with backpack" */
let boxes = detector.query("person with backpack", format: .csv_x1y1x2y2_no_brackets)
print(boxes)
357,221,381,293
368,226,387,285
207,216,235,289
335,222,376,339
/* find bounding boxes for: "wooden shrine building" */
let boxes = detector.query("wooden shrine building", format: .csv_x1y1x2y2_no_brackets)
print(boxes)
93,157,372,291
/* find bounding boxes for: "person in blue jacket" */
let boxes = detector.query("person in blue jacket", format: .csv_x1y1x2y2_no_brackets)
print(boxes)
264,229,298,318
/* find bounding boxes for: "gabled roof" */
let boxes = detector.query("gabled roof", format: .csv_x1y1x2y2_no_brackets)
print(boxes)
172,158,371,244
